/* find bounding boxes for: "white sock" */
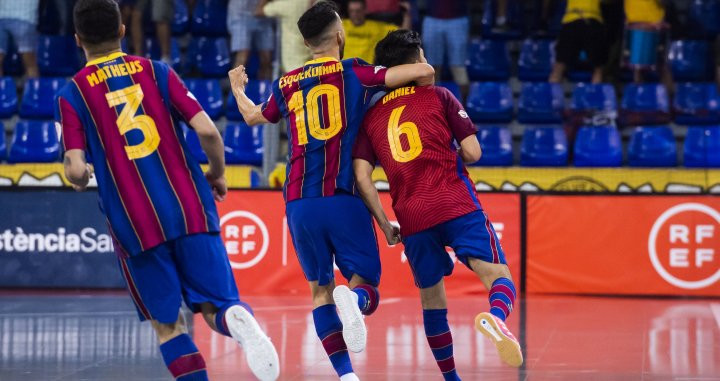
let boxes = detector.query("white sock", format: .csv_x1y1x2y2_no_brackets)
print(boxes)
340,373,360,381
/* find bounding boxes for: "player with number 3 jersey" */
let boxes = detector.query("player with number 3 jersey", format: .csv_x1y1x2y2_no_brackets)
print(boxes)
229,3,434,380
56,1,279,380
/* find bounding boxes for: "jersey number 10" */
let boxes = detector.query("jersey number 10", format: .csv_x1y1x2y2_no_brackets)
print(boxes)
288,84,343,145
106,84,161,160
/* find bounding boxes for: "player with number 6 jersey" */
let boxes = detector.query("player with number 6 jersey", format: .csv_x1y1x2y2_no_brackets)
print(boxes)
56,1,279,380
353,30,523,381
229,3,434,380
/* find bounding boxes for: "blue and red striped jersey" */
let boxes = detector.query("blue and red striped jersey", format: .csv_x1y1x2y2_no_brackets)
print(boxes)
55,52,219,257
261,57,387,202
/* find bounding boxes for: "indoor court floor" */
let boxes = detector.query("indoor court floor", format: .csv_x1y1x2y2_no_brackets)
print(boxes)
0,292,718,381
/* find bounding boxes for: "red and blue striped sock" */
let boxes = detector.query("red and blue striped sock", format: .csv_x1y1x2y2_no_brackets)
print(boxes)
313,304,353,377
159,334,208,380
489,277,516,321
214,301,254,338
423,309,461,381
352,284,380,315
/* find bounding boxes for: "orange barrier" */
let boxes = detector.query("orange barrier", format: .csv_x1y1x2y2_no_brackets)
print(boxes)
217,191,521,297
527,195,720,296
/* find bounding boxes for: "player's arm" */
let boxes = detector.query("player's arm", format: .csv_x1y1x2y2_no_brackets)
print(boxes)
228,65,271,126
384,63,435,88
435,86,482,163
354,159,401,246
57,96,91,191
189,111,227,201
458,135,482,164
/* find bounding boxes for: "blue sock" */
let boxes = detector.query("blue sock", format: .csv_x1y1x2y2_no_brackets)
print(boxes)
214,302,254,338
423,309,461,381
352,284,380,315
159,334,208,380
313,304,353,377
489,277,516,321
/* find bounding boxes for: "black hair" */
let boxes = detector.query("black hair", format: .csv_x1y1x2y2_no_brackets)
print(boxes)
297,1,340,47
348,0,367,6
73,0,121,46
374,30,422,67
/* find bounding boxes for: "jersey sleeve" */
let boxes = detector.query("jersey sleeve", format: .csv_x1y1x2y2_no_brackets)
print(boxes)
350,58,387,87
260,84,282,124
56,96,86,151
168,68,203,122
434,86,477,142
352,125,377,164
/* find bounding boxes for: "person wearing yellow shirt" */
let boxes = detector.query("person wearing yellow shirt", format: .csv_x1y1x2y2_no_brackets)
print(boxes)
342,0,411,63
549,0,607,84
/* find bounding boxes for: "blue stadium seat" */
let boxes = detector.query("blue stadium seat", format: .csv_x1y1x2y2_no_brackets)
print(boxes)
573,126,623,167
144,38,182,72
466,82,513,123
518,39,554,81
187,37,230,77
520,125,568,166
689,0,720,38
180,122,208,163
185,79,223,120
673,83,720,125
570,83,617,113
0,121,6,161
20,78,66,119
173,0,190,35
668,40,712,82
8,120,60,163
628,126,677,167
474,125,513,166
226,80,272,121
438,81,462,102
38,35,81,76
684,125,720,167
224,122,263,165
3,39,23,76
0,77,17,118
517,82,564,123
467,39,510,81
191,0,228,36
620,83,671,125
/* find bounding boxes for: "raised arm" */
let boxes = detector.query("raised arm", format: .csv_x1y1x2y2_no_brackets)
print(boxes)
384,63,435,88
353,158,401,245
189,111,227,201
228,65,271,126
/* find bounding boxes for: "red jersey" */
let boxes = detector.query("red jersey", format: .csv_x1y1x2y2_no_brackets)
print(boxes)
353,85,480,236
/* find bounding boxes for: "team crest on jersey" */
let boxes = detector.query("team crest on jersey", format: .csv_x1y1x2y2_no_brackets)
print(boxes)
458,110,469,119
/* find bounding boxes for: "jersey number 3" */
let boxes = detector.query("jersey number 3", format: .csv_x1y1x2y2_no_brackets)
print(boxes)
106,84,160,160
388,105,422,162
288,84,342,145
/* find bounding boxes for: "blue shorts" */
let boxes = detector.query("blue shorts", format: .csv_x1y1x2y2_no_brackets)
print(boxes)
286,194,381,287
403,210,507,289
422,16,469,67
0,19,37,54
118,233,240,323
228,15,274,52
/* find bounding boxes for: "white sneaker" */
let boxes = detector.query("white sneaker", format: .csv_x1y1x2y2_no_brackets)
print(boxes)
474,312,523,367
332,285,367,353
339,372,360,381
225,305,280,380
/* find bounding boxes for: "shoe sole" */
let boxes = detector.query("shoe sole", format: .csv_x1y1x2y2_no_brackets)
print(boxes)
333,285,367,353
226,305,280,381
474,312,523,368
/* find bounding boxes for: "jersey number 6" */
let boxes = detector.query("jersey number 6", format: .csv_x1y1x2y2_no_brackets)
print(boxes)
288,84,343,145
106,84,161,160
388,105,423,162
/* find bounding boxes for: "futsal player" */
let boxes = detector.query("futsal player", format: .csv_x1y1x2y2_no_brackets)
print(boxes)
352,30,524,380
57,1,279,380
228,2,434,380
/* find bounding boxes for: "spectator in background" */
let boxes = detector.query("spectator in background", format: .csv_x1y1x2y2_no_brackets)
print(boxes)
131,0,173,64
624,0,666,83
0,0,40,77
228,0,274,79
343,0,411,64
257,0,313,73
549,0,606,84
423,0,470,100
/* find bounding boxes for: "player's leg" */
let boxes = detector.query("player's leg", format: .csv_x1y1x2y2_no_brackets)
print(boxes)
287,198,357,380
446,211,522,367
172,233,279,381
117,243,209,380
404,229,462,381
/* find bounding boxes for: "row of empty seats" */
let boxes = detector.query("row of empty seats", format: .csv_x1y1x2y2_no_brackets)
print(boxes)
0,120,263,166
475,125,720,167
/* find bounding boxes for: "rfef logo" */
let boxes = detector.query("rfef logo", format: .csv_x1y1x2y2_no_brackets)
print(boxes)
219,211,269,269
648,203,720,289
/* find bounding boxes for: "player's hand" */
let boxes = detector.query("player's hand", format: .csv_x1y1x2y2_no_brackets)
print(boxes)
205,172,227,202
228,66,249,94
381,223,402,246
72,164,93,192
